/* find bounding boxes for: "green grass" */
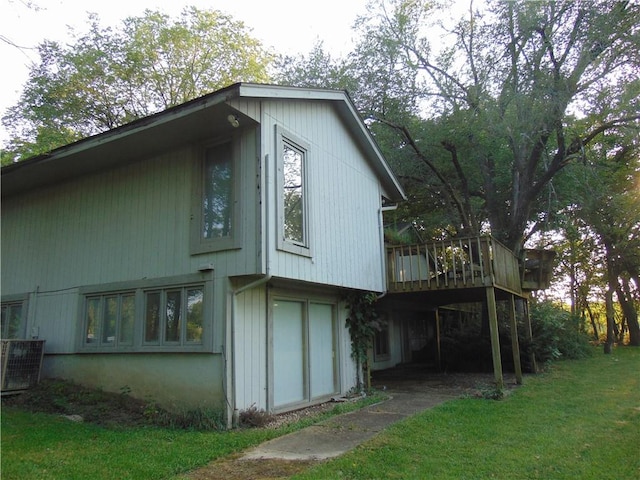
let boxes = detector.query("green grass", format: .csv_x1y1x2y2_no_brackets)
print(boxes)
2,349,638,479
294,347,640,480
1,394,383,480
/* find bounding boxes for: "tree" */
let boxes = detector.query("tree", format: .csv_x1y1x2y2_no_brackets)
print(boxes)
573,144,640,347
346,0,640,255
2,7,273,162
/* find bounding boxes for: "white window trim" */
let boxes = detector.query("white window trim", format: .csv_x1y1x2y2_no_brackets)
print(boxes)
190,137,242,255
275,125,312,257
77,274,214,353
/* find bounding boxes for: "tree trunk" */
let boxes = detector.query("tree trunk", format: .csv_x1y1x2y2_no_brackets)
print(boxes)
604,242,616,354
604,287,615,354
616,278,640,346
585,303,600,341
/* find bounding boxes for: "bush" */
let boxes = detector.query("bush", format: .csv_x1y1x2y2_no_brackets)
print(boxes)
528,301,593,366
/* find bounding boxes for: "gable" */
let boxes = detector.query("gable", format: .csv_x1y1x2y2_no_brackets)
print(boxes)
1,83,405,203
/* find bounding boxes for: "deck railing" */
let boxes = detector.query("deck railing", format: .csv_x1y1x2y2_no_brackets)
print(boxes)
386,236,522,294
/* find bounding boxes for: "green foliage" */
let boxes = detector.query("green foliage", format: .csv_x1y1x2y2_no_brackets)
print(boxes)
342,0,640,252
529,301,593,367
345,291,384,388
151,406,226,431
2,7,273,160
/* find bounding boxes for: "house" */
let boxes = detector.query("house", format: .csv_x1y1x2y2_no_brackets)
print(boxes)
1,83,406,423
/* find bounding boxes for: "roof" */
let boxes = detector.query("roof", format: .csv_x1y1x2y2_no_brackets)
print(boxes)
1,83,406,201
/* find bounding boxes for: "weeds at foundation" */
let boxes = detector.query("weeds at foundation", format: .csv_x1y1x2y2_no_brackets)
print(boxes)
239,405,274,428
1,378,225,430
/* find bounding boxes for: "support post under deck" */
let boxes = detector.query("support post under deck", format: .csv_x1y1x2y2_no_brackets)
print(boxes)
486,286,504,389
509,294,523,384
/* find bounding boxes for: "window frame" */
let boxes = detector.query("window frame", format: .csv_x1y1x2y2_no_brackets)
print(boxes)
373,323,391,362
84,291,136,348
78,274,213,353
1,295,28,339
191,137,242,255
142,285,205,347
275,126,312,257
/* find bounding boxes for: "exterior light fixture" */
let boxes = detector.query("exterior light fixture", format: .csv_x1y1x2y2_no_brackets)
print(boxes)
227,114,240,128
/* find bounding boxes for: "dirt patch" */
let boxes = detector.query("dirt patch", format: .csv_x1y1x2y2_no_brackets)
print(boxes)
1,378,154,428
184,455,318,480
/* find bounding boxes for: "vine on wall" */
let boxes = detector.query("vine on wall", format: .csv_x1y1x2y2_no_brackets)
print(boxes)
345,291,384,391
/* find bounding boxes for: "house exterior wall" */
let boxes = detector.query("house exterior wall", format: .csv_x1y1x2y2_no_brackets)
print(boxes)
233,283,358,413
1,132,259,407
2,135,260,354
371,315,404,371
1,92,387,414
43,353,224,409
231,98,388,292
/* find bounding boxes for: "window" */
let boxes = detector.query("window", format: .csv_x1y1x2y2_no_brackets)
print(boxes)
143,286,203,346
283,141,305,244
203,142,233,240
374,325,390,361
80,275,209,352
85,293,135,347
276,127,311,256
1,301,26,339
191,140,239,254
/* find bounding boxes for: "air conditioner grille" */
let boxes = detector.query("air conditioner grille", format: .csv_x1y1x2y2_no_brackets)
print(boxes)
1,340,46,393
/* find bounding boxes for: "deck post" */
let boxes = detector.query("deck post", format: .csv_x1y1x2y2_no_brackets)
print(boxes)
486,286,504,389
509,295,523,384
521,298,538,373
435,308,442,371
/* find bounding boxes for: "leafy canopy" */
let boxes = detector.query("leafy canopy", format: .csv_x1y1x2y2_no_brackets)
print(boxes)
1,7,273,163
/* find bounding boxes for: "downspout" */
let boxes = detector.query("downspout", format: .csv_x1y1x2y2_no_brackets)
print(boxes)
377,203,398,300
229,149,271,427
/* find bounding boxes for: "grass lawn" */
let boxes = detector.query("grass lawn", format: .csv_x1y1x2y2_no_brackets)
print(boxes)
2,347,638,479
1,393,381,480
294,347,640,480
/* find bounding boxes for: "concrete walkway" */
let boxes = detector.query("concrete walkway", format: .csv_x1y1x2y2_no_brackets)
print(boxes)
184,373,516,479
242,389,459,461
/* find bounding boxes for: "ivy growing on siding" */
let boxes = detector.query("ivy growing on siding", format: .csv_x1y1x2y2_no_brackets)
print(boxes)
345,291,383,391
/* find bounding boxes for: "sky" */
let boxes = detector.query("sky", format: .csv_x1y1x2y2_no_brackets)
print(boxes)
0,0,369,142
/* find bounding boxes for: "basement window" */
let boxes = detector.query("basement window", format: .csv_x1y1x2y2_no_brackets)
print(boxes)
79,274,211,352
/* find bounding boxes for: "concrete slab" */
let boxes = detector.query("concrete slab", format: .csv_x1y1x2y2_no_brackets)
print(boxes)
242,391,457,461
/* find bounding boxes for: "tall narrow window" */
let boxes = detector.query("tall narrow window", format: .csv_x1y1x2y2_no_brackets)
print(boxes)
202,142,233,240
277,126,311,256
186,288,204,343
283,141,305,244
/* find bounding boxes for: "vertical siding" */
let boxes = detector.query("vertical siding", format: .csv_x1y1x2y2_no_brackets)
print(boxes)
261,99,386,292
2,135,259,353
233,286,268,410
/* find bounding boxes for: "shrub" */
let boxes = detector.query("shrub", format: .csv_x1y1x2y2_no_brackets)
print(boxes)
528,301,593,366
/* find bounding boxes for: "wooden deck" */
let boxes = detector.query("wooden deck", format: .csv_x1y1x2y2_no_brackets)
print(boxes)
386,236,523,296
